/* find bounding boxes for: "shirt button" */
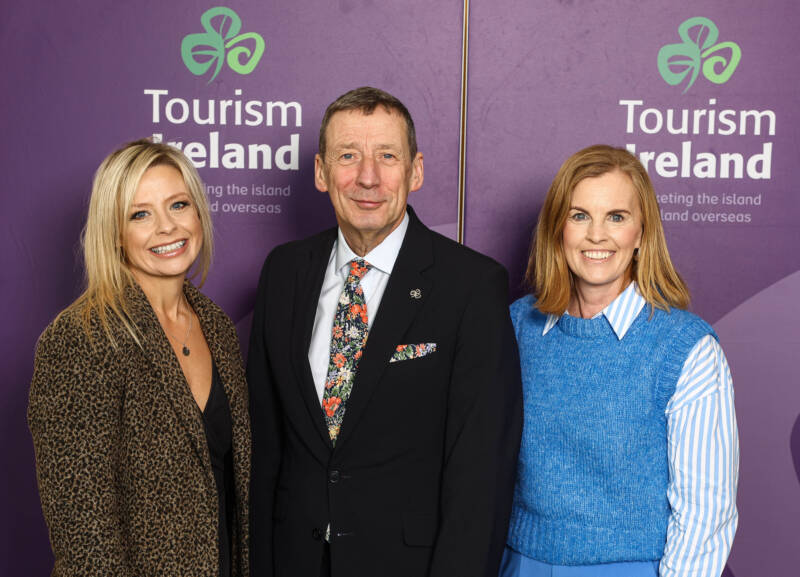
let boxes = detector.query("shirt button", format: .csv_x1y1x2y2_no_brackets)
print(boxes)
328,469,340,484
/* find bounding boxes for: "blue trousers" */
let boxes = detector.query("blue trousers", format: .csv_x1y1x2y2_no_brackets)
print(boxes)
499,546,660,577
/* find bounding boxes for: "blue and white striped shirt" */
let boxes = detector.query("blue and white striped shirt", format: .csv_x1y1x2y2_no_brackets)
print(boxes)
540,282,739,577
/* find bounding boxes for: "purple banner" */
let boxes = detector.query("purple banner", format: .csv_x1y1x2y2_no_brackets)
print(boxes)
466,1,800,575
1,2,462,573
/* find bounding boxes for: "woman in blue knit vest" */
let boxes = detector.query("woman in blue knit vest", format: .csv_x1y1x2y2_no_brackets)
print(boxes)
502,145,738,577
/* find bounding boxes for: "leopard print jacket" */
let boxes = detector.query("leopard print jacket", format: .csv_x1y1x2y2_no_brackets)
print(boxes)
28,282,250,577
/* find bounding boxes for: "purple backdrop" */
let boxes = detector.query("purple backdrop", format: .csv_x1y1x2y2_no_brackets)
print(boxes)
465,2,800,574
1,1,463,574
2,0,797,574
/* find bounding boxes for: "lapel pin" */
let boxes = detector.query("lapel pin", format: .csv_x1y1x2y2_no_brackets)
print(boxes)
409,289,422,299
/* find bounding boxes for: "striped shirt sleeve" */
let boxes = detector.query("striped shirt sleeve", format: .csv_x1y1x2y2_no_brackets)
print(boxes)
660,335,739,577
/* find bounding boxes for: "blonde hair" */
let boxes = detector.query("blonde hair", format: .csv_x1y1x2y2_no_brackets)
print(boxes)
526,144,689,315
65,139,213,346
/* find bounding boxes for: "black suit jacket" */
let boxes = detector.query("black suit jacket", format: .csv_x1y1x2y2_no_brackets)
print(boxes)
248,207,522,577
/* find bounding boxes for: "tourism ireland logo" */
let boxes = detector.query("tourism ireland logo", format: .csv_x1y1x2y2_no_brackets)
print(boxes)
181,7,265,83
657,17,741,93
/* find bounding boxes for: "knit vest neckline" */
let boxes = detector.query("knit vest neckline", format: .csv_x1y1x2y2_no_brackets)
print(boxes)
556,312,615,339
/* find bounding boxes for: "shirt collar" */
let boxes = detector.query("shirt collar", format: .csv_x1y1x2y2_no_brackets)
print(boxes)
335,211,409,276
542,281,646,340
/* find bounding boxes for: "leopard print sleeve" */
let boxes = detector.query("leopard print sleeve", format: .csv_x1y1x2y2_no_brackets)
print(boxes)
28,313,133,577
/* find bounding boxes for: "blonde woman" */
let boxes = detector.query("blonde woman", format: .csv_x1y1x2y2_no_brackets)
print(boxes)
29,140,250,577
502,145,738,577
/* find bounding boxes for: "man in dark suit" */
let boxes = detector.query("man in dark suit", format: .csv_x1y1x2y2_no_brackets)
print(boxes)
248,86,522,577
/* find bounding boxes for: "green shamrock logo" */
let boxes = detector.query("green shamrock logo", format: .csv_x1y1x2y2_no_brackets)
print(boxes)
657,17,741,93
181,7,265,83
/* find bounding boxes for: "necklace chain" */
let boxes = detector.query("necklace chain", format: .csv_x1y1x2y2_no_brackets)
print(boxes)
163,299,193,356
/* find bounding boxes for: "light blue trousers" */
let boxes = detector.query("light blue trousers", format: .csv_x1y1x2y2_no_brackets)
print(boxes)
499,546,660,577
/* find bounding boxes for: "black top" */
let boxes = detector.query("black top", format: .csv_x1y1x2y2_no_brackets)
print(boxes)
202,362,235,577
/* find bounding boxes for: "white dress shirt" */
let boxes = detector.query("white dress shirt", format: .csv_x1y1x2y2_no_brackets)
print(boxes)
540,282,739,577
308,212,409,404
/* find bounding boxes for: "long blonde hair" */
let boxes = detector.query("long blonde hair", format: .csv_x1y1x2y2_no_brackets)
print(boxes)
65,139,213,346
526,144,689,315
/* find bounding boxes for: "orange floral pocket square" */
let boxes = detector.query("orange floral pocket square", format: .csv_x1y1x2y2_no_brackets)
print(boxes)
389,343,437,363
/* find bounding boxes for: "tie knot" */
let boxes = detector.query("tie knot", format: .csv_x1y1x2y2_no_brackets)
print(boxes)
348,259,371,281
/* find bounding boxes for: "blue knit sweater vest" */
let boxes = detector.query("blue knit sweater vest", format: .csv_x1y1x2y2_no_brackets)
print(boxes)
507,295,715,565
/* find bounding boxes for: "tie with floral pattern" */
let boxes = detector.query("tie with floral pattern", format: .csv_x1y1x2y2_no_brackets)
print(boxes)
322,259,372,443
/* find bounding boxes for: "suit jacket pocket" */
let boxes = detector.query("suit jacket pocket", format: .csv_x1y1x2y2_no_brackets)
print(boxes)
402,512,438,547
390,343,437,363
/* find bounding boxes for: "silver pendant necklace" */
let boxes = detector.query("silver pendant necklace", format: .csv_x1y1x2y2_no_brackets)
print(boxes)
165,300,193,356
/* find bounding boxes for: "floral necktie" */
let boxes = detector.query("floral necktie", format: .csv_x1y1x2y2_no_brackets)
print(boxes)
322,259,372,443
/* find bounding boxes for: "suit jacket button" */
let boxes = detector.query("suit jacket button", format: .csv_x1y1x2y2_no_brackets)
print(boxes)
328,469,340,484
312,528,322,540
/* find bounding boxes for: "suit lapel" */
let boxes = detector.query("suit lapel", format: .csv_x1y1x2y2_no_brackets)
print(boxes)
291,230,338,450
335,209,434,449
